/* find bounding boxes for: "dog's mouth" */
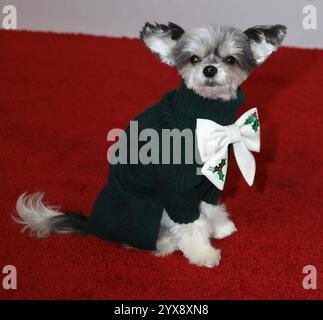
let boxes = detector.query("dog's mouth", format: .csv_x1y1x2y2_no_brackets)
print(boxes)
204,79,218,87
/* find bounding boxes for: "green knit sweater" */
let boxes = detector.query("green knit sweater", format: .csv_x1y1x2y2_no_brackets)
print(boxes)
86,81,245,250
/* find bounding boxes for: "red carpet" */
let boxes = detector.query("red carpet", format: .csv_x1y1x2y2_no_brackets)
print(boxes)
0,30,322,300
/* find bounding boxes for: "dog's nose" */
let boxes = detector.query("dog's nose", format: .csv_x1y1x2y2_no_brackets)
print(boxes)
203,65,217,78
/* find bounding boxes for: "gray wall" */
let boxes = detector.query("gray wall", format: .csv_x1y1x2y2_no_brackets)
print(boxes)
2,0,322,48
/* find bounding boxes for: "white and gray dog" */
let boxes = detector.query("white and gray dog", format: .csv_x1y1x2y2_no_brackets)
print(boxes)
14,22,286,267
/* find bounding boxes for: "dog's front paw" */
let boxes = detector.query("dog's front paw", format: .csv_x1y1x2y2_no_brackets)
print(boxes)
212,220,237,239
187,247,221,268
155,237,177,257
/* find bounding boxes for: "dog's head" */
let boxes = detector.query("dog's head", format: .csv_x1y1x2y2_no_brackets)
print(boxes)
140,23,286,101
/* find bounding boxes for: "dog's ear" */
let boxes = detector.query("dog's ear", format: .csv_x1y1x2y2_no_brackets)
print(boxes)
244,24,287,64
140,22,185,66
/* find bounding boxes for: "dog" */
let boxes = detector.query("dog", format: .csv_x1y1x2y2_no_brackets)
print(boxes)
14,22,286,268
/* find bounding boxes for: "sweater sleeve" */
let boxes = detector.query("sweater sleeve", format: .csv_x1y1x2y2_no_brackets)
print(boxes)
159,164,201,224
157,104,204,224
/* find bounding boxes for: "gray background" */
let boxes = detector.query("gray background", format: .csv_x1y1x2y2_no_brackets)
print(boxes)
2,0,322,48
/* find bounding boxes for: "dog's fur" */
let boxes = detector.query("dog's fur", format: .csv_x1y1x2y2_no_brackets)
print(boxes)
14,23,286,267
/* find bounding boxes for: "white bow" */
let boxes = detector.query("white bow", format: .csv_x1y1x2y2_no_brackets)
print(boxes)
196,108,260,190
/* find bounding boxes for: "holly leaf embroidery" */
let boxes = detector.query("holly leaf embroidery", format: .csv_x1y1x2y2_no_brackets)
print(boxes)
252,118,259,132
244,114,254,125
217,170,225,181
218,159,226,168
244,113,259,133
208,166,216,173
207,159,226,181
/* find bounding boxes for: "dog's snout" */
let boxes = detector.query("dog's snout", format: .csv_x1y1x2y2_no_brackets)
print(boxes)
203,65,217,78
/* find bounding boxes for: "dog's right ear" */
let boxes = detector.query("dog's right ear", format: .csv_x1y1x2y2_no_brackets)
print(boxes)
140,22,185,66
244,24,287,64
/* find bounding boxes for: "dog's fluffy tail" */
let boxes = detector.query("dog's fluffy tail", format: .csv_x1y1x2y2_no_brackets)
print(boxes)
13,192,88,238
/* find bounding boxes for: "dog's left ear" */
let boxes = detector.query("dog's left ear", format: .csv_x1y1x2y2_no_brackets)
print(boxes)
244,24,287,64
140,22,185,66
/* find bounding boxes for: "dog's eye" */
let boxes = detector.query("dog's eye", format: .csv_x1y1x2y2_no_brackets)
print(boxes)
223,56,236,65
190,55,201,64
